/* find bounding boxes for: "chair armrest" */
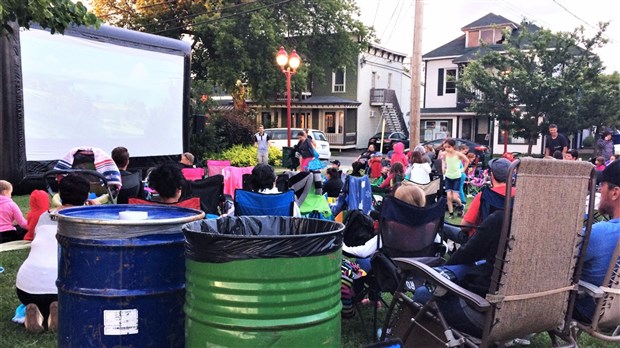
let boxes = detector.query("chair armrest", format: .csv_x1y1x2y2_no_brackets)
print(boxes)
578,280,605,298
393,257,491,312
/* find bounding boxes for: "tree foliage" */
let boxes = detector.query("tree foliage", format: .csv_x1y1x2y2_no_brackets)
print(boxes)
90,0,373,104
0,0,100,35
458,21,612,153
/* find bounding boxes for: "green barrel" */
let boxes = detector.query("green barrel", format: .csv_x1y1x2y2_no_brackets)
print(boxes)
183,216,344,347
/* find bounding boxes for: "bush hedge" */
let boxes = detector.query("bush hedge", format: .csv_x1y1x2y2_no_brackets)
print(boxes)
207,145,282,167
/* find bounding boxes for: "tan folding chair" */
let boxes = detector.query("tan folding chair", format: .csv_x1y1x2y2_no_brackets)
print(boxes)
381,158,597,347
572,238,620,343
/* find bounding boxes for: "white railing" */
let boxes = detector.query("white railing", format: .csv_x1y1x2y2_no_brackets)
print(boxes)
326,133,344,144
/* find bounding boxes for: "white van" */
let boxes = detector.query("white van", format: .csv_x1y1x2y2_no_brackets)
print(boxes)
264,128,331,160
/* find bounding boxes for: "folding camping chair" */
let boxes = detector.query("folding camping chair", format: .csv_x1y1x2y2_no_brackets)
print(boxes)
339,175,374,215
49,147,121,204
181,167,205,181
404,174,442,205
186,174,224,216
206,159,230,177
353,195,447,343
570,238,620,343
234,189,295,216
381,158,597,347
116,170,143,204
222,166,254,198
128,196,201,210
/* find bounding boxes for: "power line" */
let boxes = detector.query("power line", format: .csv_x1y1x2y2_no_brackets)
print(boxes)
550,0,597,30
372,0,381,28
379,1,400,43
97,0,177,19
151,0,295,34
142,0,263,29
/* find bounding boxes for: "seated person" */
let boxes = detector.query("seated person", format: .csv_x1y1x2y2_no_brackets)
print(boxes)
413,209,505,337
368,155,383,180
16,174,93,333
245,164,301,217
179,152,196,169
323,167,343,198
574,160,620,322
147,162,185,204
443,158,515,244
375,162,405,193
406,151,431,184
352,144,379,176
0,180,28,243
390,142,408,169
343,183,427,259
111,146,144,204
344,183,427,306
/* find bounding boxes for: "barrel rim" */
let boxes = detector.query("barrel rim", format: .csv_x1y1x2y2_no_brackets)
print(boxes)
56,204,205,226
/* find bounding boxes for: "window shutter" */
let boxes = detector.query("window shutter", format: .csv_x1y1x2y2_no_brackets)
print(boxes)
437,68,444,96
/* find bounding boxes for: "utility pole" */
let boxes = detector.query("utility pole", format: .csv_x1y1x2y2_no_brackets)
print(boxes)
409,0,424,146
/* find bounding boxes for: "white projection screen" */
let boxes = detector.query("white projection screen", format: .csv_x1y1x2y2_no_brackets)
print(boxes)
20,27,187,161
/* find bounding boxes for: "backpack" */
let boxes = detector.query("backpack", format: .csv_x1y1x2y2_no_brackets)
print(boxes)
343,209,375,247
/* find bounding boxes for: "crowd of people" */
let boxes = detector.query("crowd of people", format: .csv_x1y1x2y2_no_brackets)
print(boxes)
1,128,618,339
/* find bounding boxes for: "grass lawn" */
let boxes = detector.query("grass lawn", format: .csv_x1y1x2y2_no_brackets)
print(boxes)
1,195,615,347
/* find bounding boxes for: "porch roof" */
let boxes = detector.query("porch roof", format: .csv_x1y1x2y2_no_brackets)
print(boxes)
265,95,361,109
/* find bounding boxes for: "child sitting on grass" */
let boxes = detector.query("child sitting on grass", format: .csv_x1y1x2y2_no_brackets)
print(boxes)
0,180,28,243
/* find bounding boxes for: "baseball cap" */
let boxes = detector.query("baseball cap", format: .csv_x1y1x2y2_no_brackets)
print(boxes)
488,158,511,183
600,159,620,186
330,160,341,166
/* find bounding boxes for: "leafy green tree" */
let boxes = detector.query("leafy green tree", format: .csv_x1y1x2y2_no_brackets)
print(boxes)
458,21,610,154
91,0,373,104
1,0,99,35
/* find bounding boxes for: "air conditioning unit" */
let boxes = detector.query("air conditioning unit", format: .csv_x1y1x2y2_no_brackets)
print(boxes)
369,110,376,118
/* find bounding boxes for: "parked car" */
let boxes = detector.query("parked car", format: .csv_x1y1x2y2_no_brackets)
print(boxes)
421,138,491,167
264,128,331,160
368,132,410,153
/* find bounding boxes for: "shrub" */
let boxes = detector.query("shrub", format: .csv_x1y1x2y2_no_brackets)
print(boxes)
190,110,256,157
582,135,595,148
217,145,283,167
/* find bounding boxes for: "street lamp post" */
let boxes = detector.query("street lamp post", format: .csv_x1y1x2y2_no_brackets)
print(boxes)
276,46,301,147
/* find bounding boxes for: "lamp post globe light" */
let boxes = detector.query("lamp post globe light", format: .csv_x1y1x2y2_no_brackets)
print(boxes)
276,46,301,147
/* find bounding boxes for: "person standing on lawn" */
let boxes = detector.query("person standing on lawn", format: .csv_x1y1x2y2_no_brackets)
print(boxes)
544,124,569,157
442,138,470,219
595,131,614,162
254,125,271,165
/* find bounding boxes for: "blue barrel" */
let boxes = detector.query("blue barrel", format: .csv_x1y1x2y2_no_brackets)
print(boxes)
55,205,204,348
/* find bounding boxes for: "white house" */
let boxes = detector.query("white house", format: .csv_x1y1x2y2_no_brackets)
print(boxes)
421,13,544,155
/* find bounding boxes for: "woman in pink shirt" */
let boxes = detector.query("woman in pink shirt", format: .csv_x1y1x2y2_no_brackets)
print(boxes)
0,180,28,243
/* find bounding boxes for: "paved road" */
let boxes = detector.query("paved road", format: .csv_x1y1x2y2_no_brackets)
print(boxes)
330,149,361,172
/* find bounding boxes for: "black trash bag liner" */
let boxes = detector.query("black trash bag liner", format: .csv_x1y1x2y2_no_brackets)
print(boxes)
184,216,344,263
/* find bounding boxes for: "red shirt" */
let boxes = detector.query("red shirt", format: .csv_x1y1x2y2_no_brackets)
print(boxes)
462,184,516,237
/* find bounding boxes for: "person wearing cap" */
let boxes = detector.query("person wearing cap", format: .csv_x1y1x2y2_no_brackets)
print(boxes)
330,159,341,169
573,159,620,322
443,157,516,244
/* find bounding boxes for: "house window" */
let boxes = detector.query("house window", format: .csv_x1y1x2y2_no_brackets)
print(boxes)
480,29,494,44
445,69,457,94
421,120,453,142
332,67,346,93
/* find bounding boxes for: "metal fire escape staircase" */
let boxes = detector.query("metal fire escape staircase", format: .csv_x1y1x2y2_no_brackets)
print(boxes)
371,89,408,135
